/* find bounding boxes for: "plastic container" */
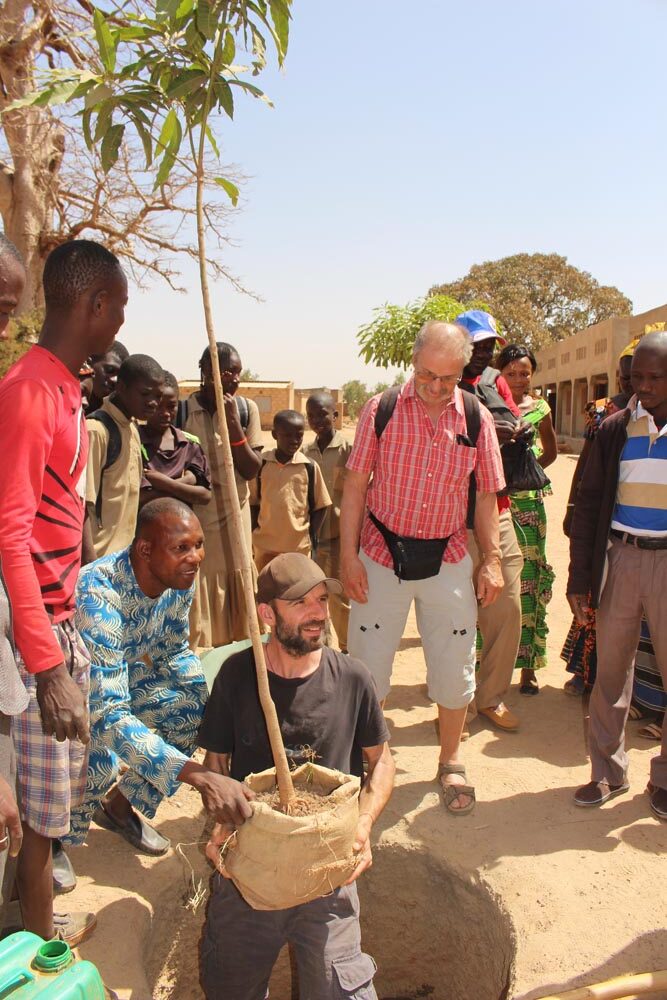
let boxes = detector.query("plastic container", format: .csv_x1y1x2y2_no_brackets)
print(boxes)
0,931,107,998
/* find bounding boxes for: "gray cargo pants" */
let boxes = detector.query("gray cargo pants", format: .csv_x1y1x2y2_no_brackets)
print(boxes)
200,875,377,1000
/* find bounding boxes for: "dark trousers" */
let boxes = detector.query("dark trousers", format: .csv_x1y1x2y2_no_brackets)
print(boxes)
200,876,377,1000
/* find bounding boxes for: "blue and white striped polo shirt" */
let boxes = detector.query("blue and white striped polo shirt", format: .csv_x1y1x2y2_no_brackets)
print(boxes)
611,402,667,537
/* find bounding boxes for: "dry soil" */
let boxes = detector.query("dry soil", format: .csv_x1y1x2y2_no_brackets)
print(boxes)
67,453,666,999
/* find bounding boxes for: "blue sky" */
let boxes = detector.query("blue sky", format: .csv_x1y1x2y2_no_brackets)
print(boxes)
124,0,667,387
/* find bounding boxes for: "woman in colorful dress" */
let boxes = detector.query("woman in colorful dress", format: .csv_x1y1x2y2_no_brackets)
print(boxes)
497,345,558,695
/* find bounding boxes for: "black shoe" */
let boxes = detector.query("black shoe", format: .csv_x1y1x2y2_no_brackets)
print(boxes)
93,803,170,856
52,839,77,895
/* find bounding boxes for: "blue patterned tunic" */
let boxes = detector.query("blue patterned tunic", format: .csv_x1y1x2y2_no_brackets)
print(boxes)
64,547,207,845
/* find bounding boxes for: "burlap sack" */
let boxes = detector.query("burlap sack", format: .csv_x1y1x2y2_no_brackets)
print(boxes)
225,762,361,910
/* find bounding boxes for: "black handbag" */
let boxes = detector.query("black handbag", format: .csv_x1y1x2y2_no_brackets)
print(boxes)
368,512,450,581
498,438,550,495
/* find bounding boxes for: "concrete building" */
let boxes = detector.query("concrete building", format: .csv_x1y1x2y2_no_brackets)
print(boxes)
532,304,667,450
177,380,343,431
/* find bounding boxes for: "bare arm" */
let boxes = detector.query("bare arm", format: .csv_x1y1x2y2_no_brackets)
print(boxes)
344,742,395,884
143,469,211,506
81,507,96,566
340,469,371,603
309,505,328,546
537,411,558,469
473,491,503,608
224,396,262,480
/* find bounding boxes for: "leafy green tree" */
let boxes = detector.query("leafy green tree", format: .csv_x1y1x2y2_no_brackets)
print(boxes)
430,253,632,351
240,368,259,381
357,294,466,369
25,0,297,809
342,379,370,420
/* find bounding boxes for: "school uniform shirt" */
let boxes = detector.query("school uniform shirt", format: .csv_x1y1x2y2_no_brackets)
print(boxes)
0,346,88,675
183,394,263,648
86,398,143,558
303,432,351,543
139,426,211,496
249,449,331,556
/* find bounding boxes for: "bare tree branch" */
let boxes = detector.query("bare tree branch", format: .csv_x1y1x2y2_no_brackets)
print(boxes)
0,0,252,310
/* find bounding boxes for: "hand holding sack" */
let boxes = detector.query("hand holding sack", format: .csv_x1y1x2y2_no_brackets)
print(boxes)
221,763,361,911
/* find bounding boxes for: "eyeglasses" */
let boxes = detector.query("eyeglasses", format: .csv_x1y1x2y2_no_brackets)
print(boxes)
413,368,462,387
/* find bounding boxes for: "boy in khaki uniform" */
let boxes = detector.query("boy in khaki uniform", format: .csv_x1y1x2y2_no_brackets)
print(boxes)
85,354,164,560
304,391,351,652
250,410,331,573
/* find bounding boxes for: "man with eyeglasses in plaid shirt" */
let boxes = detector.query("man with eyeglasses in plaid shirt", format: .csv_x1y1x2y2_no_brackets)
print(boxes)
341,321,505,816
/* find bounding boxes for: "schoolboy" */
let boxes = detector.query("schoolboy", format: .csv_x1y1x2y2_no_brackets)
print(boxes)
140,372,211,509
85,339,129,413
85,353,164,560
250,410,331,572
304,391,352,651
0,238,128,944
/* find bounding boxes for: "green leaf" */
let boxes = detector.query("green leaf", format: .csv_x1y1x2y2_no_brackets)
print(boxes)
93,102,113,143
214,177,239,206
32,78,87,108
221,30,235,66
176,0,195,16
205,125,220,159
155,147,177,187
231,79,273,107
93,9,117,74
81,109,94,152
269,0,291,61
100,122,124,172
158,108,179,151
84,82,113,109
129,114,153,166
196,0,215,40
167,70,207,101
213,79,234,118
156,0,183,18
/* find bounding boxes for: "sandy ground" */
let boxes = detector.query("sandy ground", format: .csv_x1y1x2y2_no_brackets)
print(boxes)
65,451,667,1000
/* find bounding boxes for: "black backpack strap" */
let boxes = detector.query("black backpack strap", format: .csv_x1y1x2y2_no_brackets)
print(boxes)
305,459,316,515
374,385,401,438
480,367,500,387
255,458,267,505
175,398,189,430
87,410,122,523
236,395,249,431
461,391,482,530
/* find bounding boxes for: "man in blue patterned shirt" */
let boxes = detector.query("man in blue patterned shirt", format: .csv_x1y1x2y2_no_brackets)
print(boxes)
61,498,254,874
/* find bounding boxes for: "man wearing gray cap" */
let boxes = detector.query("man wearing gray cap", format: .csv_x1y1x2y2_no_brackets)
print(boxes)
198,552,394,1000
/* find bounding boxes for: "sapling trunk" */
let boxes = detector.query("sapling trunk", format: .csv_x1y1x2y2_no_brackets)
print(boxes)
193,60,296,812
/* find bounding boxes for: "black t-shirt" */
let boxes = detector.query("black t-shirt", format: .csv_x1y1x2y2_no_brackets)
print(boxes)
198,647,390,781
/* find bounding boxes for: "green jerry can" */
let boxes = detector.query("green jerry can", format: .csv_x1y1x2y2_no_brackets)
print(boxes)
0,931,107,998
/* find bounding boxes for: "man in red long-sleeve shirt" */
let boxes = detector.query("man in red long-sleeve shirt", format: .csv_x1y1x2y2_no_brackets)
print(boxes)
0,239,128,945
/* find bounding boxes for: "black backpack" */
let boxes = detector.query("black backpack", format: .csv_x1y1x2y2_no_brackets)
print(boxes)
373,385,482,529
87,409,122,523
176,394,249,432
461,367,518,425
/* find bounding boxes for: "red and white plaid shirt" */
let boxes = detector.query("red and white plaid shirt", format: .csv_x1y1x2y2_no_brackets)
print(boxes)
347,380,505,568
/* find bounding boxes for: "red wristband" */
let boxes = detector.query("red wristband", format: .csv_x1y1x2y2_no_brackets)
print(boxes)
230,436,247,447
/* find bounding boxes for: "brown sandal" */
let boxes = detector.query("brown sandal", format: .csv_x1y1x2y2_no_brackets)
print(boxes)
437,763,476,817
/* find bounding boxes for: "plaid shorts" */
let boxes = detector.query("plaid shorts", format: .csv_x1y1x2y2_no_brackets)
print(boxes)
12,619,90,838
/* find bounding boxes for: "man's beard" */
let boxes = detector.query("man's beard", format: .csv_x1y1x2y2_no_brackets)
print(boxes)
274,612,325,657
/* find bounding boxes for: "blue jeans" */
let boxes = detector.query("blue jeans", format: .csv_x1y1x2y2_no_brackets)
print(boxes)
200,876,377,1000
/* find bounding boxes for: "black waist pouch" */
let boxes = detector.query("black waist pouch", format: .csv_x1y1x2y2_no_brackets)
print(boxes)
368,511,450,581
